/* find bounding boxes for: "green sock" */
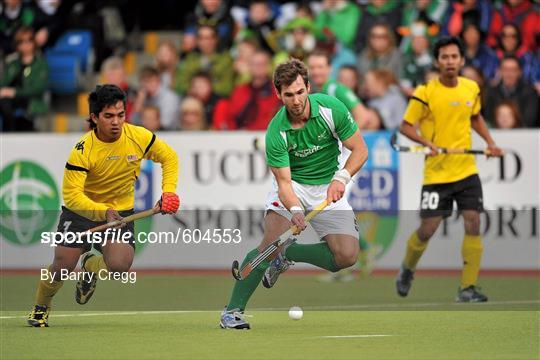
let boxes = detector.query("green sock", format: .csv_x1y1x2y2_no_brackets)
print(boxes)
285,242,340,272
227,248,269,311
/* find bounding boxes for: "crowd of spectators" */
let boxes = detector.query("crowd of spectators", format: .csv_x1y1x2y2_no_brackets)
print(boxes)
1,0,539,132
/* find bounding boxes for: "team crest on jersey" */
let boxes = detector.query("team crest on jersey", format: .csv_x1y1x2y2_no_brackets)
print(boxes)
127,154,138,162
466,101,472,107
317,131,329,141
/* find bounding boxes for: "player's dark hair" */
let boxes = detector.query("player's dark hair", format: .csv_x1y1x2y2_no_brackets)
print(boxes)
433,36,464,59
87,84,126,129
273,58,309,93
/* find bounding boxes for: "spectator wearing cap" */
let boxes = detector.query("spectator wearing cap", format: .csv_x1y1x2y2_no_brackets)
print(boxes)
400,22,434,96
176,25,234,97
485,56,538,128
398,0,447,54
274,17,317,65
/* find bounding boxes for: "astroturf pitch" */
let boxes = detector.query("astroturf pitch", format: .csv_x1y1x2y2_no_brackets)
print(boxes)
1,274,539,359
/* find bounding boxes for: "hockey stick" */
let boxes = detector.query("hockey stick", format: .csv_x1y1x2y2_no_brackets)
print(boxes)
231,200,329,281
81,206,160,235
390,133,504,156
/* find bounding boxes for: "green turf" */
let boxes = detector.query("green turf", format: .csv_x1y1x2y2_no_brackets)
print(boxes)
1,274,539,359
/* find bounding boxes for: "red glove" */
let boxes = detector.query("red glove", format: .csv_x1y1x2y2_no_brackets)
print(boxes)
158,192,180,214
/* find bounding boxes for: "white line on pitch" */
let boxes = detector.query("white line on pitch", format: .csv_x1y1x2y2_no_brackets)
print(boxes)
1,299,538,320
0,310,212,320
319,335,393,339
257,299,540,311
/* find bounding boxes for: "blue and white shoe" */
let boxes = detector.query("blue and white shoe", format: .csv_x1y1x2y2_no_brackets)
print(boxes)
262,239,294,289
219,307,250,329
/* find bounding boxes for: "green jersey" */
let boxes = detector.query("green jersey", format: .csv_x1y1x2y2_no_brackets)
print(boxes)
321,80,361,111
265,93,358,185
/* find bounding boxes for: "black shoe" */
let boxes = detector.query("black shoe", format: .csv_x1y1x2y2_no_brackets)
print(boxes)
27,305,50,327
75,253,98,304
396,266,414,297
456,285,488,303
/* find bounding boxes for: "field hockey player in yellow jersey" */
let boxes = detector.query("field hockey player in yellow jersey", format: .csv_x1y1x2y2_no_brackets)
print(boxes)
27,85,180,327
395,37,503,302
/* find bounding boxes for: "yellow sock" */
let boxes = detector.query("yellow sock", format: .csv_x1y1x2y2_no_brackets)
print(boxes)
403,232,428,271
461,235,483,289
35,266,63,307
84,255,108,273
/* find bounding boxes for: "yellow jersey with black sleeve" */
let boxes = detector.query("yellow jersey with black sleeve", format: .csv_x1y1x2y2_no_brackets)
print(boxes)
63,123,178,221
402,77,481,185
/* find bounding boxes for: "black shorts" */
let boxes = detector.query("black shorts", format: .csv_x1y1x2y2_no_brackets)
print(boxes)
419,174,483,219
56,206,135,252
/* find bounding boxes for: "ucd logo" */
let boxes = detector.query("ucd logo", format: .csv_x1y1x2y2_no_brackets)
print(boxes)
348,132,399,259
0,161,60,245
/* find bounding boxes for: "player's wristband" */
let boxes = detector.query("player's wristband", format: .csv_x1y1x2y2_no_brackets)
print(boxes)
332,169,351,186
290,205,303,214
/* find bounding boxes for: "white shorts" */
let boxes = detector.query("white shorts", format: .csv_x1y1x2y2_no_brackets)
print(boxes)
265,178,358,240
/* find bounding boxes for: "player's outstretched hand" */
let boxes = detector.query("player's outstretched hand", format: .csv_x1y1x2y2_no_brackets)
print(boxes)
327,180,345,204
486,143,504,158
106,208,125,228
158,192,180,214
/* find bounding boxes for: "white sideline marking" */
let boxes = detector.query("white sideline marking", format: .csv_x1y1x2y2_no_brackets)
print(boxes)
2,300,539,320
0,310,211,320
319,335,392,339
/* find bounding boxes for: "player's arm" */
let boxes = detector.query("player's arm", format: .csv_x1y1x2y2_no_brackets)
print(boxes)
336,84,368,129
469,84,503,157
351,103,368,129
327,130,368,203
144,134,180,214
470,113,503,156
399,87,438,156
270,166,306,232
63,149,113,221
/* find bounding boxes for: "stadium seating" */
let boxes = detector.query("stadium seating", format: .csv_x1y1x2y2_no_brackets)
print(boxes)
45,30,94,94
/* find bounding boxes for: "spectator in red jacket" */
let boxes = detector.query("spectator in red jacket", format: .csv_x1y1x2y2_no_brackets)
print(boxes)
488,0,539,52
213,50,280,130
